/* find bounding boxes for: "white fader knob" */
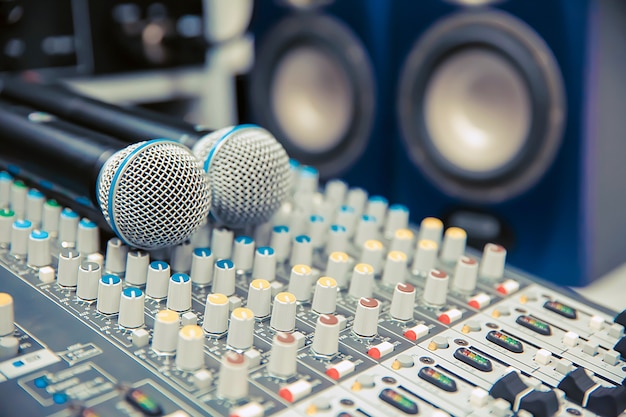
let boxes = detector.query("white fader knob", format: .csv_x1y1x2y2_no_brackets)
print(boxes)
0,208,14,247
325,251,351,288
96,275,123,314
384,204,410,238
389,229,414,259
381,251,408,287
58,208,79,247
104,238,128,276
27,230,51,267
270,292,297,332
175,325,205,371
290,235,313,267
412,239,438,276
311,277,337,314
423,269,449,307
252,246,276,282
390,283,416,321
226,308,255,350
0,293,14,336
440,227,467,263
212,259,236,296
479,243,506,280
418,217,443,246
211,227,234,260
312,314,340,356
41,199,61,236
354,215,378,247
76,218,99,255
76,261,101,301
247,279,271,318
217,351,249,401
25,189,44,228
270,225,291,262
233,236,255,272
308,215,327,248
118,287,145,328
452,256,479,293
152,309,180,354
166,273,192,312
287,264,314,302
125,250,149,286
170,240,193,273
10,219,32,257
326,224,348,255
359,240,384,274
353,298,380,338
189,248,214,286
267,332,298,378
145,261,171,300
202,293,229,335
348,263,374,299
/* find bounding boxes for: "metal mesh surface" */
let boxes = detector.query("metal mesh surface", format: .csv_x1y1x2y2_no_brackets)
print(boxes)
193,126,290,228
97,140,211,249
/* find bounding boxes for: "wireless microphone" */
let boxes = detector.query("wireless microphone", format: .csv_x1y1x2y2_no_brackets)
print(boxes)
0,99,212,250
0,78,290,228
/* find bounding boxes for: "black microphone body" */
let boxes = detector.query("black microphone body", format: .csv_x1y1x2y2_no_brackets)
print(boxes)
0,78,208,147
0,99,119,203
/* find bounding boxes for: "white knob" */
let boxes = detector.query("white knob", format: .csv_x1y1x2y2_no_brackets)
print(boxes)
348,263,374,299
118,287,145,328
202,293,229,335
212,259,235,296
152,309,180,353
233,236,255,272
389,228,414,260
346,188,368,217
217,351,249,401
190,247,214,286
27,230,50,267
58,208,79,246
324,179,347,208
104,238,128,275
247,279,271,318
311,277,337,314
287,264,314,301
390,283,416,321
311,314,340,356
418,217,444,246
452,256,479,293
270,225,291,262
41,199,61,236
0,172,12,208
365,196,388,228
381,251,408,287
308,214,327,248
170,240,193,273
336,205,357,237
0,293,14,336
270,292,297,332
96,275,123,314
76,218,99,255
252,246,276,281
10,219,32,257
479,243,506,280
10,180,27,219
384,204,409,239
145,261,171,299
167,273,192,312
211,228,234,260
297,165,319,194
359,240,384,274
290,235,312,267
175,325,205,371
226,307,255,350
125,250,150,286
0,208,15,246
354,214,378,247
440,227,467,263
353,298,380,337
423,269,449,307
267,332,298,378
325,224,348,255
25,189,44,228
325,251,350,288
76,261,101,301
58,248,81,287
412,239,438,276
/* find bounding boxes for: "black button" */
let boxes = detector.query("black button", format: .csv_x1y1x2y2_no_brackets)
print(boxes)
586,386,626,417
516,315,551,336
614,309,626,328
490,371,528,405
557,368,597,405
519,390,559,417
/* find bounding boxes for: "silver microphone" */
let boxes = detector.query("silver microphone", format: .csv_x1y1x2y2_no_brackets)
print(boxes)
193,125,291,228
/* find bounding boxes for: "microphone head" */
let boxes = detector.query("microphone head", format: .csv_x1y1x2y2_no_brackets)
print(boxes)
97,139,212,249
193,125,290,228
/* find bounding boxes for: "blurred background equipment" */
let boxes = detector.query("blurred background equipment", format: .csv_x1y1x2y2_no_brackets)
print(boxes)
239,0,393,196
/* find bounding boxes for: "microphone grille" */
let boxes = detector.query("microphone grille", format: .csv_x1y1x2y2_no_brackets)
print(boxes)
194,126,290,228
98,140,211,249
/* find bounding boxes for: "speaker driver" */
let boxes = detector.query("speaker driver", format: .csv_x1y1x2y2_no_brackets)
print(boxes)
397,10,565,203
249,13,375,179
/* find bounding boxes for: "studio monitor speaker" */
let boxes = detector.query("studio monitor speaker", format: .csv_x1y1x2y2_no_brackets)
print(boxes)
390,0,626,286
241,0,393,196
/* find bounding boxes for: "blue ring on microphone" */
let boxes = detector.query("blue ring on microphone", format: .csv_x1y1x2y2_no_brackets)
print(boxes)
203,124,261,173
100,138,177,247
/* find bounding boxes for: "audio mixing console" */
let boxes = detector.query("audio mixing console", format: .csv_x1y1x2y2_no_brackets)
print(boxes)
0,165,625,417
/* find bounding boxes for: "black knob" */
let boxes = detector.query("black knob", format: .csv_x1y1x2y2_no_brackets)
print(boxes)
519,390,559,417
614,336,626,359
490,371,529,405
0,0,22,25
587,386,626,417
557,368,597,405
614,309,626,329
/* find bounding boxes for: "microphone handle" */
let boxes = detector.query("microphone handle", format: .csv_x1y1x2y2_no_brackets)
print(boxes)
0,99,121,203
1,78,208,147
